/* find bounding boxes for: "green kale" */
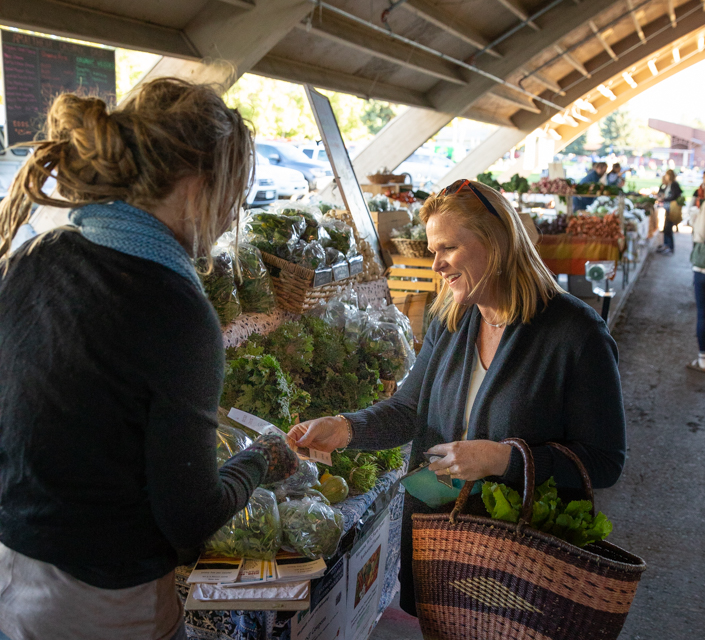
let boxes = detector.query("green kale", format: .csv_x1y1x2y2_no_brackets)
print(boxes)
196,254,241,327
262,321,314,381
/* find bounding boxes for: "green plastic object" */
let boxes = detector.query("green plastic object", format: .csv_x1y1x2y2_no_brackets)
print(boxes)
401,466,466,508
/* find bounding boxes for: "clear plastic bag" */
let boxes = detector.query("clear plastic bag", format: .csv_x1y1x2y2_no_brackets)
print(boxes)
278,497,344,559
196,249,241,327
242,210,305,260
270,202,325,243
204,487,282,560
321,217,357,258
275,458,319,493
361,320,415,383
371,302,414,349
236,243,277,315
291,240,326,270
215,422,253,467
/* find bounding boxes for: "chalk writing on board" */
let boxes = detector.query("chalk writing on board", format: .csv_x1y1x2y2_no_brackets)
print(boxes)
2,30,116,145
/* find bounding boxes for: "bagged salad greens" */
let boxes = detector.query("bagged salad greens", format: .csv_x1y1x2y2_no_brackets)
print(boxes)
242,210,305,260
278,497,344,559
321,217,357,258
204,488,282,560
196,249,241,327
361,320,415,383
275,458,320,493
235,243,276,315
372,301,414,348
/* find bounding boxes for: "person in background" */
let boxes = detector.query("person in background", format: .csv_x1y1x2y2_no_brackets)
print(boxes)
0,78,299,640
288,178,626,617
688,186,705,373
656,169,683,255
691,172,705,210
573,161,608,212
605,163,625,189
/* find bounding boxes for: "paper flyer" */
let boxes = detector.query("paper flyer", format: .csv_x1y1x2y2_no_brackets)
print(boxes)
187,557,242,584
345,509,391,640
291,555,347,640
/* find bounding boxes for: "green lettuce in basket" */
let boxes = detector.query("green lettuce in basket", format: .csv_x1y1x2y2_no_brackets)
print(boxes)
481,477,613,548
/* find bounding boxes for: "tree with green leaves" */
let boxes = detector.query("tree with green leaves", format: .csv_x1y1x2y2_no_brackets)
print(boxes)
563,133,587,156
360,101,397,135
599,109,632,155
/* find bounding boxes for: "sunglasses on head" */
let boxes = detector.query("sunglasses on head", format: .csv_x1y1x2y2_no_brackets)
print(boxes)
439,179,501,220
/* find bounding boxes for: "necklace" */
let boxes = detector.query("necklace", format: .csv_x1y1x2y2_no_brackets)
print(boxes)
482,315,505,328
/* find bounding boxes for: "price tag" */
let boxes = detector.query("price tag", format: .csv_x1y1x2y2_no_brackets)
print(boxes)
227,408,332,465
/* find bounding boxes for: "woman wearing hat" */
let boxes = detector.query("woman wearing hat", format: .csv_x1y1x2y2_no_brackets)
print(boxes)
289,179,626,616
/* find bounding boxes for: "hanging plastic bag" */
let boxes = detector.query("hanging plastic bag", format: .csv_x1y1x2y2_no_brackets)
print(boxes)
372,302,414,349
321,217,357,258
196,249,241,327
236,243,277,315
361,320,415,383
204,488,282,560
278,497,344,559
274,458,320,493
242,210,306,260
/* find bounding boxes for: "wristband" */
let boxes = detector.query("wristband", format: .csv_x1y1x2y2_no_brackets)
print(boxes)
335,414,354,449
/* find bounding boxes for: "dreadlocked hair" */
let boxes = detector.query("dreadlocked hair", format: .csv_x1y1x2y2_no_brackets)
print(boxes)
0,77,254,262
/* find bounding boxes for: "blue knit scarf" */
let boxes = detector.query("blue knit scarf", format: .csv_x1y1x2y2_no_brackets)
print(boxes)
69,201,204,293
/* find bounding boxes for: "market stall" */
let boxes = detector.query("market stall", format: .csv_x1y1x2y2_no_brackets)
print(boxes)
178,200,416,640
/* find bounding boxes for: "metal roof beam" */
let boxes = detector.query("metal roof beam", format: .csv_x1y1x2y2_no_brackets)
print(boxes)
0,0,198,59
589,20,618,61
494,0,540,31
400,0,502,57
298,10,467,85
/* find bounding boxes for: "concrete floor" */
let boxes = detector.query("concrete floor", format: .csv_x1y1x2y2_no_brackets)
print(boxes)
371,230,705,639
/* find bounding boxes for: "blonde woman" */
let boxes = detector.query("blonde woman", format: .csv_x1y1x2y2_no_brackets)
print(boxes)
289,178,626,617
0,79,299,639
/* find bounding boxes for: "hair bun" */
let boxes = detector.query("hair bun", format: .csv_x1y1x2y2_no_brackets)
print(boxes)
48,94,137,191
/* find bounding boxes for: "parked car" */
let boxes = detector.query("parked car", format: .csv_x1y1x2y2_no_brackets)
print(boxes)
297,142,330,166
246,160,278,207
256,141,332,191
257,153,308,199
396,150,456,190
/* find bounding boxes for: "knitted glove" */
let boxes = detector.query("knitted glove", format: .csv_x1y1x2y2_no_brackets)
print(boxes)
247,434,299,485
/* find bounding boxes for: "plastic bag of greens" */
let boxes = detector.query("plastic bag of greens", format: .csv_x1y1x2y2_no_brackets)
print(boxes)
270,202,325,243
196,249,241,327
321,217,357,258
325,247,346,267
215,422,253,467
236,243,277,315
204,488,282,560
361,320,415,383
276,458,320,493
242,210,305,260
372,302,414,349
274,486,331,506
291,240,326,270
278,497,344,559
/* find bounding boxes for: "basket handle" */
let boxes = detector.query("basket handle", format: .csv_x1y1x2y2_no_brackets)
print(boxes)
449,438,595,524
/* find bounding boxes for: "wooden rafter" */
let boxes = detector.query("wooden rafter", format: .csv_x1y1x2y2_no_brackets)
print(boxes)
668,0,677,27
400,0,501,57
494,0,540,31
490,86,541,113
522,67,566,95
589,20,618,61
554,44,591,77
626,0,647,44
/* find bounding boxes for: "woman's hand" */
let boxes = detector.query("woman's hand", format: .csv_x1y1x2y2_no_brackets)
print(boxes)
287,416,350,453
426,440,512,482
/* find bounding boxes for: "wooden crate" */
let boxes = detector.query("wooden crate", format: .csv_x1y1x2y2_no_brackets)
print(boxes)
387,254,442,296
369,209,412,252
393,292,433,347
360,183,401,196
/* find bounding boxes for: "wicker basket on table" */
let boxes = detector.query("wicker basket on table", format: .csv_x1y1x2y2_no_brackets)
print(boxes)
366,173,398,184
391,238,431,258
412,438,646,640
259,251,359,314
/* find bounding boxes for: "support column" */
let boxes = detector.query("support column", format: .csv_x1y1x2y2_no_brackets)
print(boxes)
432,127,528,189
133,0,313,89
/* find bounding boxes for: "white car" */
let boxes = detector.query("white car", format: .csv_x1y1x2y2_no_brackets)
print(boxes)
257,153,308,198
396,150,456,190
246,160,278,207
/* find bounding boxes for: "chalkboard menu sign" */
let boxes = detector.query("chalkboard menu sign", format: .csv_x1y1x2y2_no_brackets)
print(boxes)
2,30,116,146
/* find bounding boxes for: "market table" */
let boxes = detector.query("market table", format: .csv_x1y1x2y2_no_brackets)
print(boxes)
176,450,409,640
536,234,624,276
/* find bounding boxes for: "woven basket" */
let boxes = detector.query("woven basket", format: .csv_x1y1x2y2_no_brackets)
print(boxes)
366,173,397,184
260,251,359,314
391,238,431,258
412,438,646,640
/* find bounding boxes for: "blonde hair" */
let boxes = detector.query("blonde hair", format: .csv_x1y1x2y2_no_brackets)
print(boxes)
0,77,254,261
421,181,562,330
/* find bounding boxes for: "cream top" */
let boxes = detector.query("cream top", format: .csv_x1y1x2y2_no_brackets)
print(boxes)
462,345,488,440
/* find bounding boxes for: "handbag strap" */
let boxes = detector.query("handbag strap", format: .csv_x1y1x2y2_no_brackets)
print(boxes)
449,438,596,524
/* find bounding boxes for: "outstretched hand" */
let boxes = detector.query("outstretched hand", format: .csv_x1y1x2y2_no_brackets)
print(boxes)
426,440,512,482
287,416,350,453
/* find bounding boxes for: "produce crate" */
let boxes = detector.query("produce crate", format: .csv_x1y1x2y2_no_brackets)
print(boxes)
387,255,442,298
260,251,359,314
537,234,623,276
369,209,412,253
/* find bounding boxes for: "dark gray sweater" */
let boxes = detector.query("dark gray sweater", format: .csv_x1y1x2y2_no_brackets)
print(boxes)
347,293,626,490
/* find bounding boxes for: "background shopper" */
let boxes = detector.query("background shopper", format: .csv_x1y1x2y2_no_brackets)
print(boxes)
656,169,683,255
688,192,705,372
